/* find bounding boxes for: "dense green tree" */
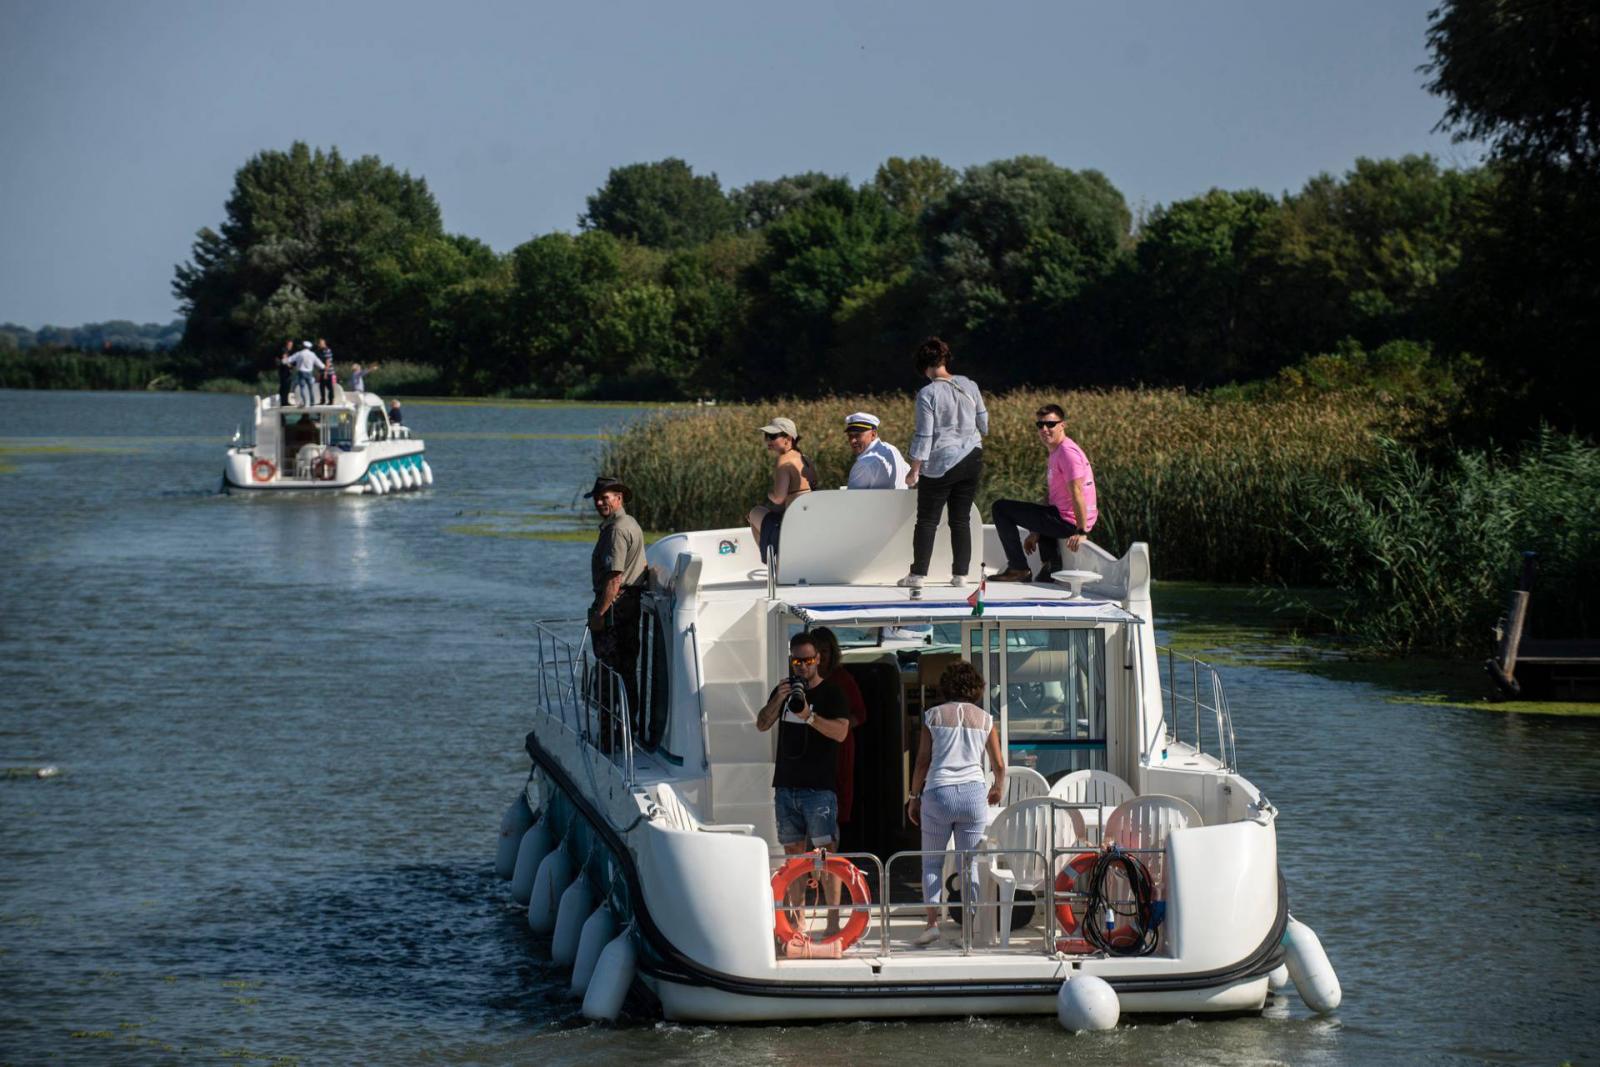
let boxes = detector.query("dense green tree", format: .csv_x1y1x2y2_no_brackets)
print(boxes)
873,155,958,219
1129,188,1281,383
173,142,444,372
504,230,625,393
730,172,848,231
918,156,1131,386
1424,0,1600,174
581,158,738,249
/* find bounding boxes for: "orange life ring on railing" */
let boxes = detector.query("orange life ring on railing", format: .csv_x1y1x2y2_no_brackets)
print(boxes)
1053,851,1102,953
771,853,871,951
252,458,276,482
312,451,338,480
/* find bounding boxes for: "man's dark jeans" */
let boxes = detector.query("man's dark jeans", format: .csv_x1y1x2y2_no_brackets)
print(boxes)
993,498,1076,572
911,448,983,577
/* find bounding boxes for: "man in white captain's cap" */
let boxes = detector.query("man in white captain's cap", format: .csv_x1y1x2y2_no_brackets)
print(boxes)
844,411,910,490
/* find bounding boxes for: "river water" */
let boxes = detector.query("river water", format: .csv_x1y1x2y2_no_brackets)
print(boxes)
1,390,1596,1066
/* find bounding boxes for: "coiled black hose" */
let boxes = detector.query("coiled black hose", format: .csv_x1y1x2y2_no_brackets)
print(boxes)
1081,846,1161,956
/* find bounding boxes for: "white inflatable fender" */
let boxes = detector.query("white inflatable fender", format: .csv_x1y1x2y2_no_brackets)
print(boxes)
368,468,386,494
552,876,594,967
527,847,573,935
570,904,617,998
1267,963,1290,991
375,466,393,493
495,793,535,880
1057,974,1120,1032
509,821,554,906
400,463,416,489
420,459,433,485
581,928,636,1022
1283,917,1341,1013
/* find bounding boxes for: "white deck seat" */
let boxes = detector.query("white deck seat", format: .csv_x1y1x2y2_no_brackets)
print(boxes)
979,797,1089,945
1101,794,1201,904
1001,765,1050,806
1048,769,1135,808
652,782,754,835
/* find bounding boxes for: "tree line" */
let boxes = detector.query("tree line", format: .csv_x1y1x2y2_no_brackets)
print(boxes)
1,0,1525,437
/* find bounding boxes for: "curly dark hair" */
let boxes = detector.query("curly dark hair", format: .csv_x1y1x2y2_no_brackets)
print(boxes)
914,335,951,372
938,660,986,703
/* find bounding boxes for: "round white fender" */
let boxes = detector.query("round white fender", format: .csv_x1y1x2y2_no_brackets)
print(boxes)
420,459,433,485
400,463,416,490
374,466,392,493
496,793,535,880
1057,974,1119,1032
1283,917,1341,1013
367,468,386,495
509,821,554,906
1267,963,1290,991
570,905,616,998
384,465,400,492
551,876,594,967
527,847,572,935
581,929,636,1022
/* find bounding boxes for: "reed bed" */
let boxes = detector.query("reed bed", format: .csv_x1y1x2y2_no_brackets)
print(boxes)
602,389,1409,582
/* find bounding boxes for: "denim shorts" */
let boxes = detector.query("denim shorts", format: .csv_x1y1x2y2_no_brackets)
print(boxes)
775,787,837,848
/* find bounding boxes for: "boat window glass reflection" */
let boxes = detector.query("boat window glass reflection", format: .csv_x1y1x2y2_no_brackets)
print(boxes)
637,607,671,751
1003,627,1107,781
365,407,388,442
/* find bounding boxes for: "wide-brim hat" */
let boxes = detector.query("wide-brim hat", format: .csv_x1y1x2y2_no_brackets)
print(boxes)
584,475,631,500
758,416,797,439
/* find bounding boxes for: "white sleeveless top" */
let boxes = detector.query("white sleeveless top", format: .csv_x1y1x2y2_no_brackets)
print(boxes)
923,701,991,789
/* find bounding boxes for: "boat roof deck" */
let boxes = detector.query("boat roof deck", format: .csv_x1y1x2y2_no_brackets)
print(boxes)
697,579,1140,625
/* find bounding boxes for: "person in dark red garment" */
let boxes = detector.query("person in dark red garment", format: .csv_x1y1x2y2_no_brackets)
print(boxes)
811,628,867,827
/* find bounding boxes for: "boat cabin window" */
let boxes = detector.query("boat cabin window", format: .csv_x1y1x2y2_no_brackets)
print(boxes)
328,410,354,449
995,627,1107,779
365,407,388,442
281,413,323,451
634,604,673,757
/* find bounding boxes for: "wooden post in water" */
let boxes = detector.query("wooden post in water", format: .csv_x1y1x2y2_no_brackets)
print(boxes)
1487,552,1537,698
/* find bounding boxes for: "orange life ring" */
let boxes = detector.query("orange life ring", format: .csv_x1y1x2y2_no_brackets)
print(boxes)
1054,850,1146,954
771,854,871,951
1052,851,1102,953
313,451,338,480
252,458,276,482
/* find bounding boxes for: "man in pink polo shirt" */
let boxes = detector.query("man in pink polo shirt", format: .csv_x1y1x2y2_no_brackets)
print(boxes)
990,403,1097,582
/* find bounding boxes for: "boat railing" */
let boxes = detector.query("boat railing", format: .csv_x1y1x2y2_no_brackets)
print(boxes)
1154,645,1237,773
769,809,1167,959
532,620,635,786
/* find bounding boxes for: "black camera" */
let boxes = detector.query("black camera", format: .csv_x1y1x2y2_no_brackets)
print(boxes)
783,674,807,714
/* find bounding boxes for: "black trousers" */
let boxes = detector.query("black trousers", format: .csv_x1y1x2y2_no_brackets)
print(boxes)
319,377,334,404
277,366,291,407
593,587,643,742
993,498,1077,571
911,448,983,577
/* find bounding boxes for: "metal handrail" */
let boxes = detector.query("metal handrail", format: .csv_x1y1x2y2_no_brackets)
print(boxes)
532,620,636,786
1154,645,1236,772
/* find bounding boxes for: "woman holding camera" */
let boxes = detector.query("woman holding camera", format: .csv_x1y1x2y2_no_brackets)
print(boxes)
907,661,1004,945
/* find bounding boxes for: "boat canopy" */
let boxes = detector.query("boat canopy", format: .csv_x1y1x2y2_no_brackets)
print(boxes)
778,584,1141,626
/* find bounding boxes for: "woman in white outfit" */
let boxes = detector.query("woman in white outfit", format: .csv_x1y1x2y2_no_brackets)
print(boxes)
907,661,1005,944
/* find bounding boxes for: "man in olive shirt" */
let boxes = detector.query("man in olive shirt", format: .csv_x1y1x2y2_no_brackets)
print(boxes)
586,476,647,734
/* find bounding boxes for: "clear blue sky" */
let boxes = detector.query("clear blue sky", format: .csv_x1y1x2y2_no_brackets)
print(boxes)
0,0,1479,328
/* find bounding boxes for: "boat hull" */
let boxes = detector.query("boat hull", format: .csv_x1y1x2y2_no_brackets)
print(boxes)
223,443,427,493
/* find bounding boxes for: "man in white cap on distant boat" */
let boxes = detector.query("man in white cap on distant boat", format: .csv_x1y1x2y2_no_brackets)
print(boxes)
843,411,910,490
289,340,324,407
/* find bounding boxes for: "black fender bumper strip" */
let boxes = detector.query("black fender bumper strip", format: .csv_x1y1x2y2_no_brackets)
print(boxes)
525,730,1287,1000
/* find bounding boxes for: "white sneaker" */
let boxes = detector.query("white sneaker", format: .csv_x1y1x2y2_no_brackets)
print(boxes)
912,924,942,946
950,574,967,588
896,573,924,589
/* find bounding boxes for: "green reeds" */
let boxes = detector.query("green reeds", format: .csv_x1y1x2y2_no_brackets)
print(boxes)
601,388,1408,584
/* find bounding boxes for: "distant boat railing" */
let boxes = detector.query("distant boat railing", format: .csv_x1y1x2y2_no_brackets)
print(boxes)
1154,646,1236,773
532,620,636,786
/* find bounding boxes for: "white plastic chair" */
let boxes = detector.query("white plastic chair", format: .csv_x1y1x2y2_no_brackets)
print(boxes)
980,797,1089,945
1001,766,1050,806
1048,769,1135,808
652,782,754,835
1101,794,1201,903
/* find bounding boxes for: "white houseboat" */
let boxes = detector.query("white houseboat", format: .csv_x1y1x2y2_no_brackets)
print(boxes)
222,389,431,493
497,490,1340,1025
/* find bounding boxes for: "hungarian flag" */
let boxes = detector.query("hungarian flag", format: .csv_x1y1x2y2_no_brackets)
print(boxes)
967,576,986,617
